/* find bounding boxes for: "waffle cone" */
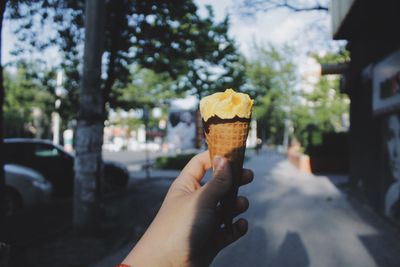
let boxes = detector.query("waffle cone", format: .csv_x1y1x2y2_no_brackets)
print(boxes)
205,120,250,168
204,117,250,230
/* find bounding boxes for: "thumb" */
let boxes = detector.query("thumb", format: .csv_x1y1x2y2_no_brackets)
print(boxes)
200,156,232,207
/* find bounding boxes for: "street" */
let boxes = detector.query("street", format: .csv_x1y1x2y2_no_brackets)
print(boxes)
103,150,163,172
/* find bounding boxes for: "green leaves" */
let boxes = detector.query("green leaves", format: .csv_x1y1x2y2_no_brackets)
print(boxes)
245,43,298,144
3,61,55,137
246,43,349,146
6,0,244,114
112,66,177,110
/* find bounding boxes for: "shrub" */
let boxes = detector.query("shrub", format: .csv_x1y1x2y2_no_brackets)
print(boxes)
154,153,197,170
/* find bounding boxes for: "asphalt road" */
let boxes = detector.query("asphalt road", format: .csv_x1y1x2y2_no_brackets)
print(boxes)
102,150,163,171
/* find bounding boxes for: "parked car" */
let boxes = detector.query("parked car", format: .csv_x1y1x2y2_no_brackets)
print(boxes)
5,164,52,215
4,138,129,197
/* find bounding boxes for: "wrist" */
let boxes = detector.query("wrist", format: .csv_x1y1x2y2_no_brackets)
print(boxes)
122,235,174,267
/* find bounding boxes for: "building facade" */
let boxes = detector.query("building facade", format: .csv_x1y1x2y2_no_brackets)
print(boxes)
332,0,400,223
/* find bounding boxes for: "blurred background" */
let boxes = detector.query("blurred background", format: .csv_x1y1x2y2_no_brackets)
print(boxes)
1,0,400,267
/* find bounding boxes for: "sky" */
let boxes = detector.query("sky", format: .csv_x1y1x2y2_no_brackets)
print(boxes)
2,0,335,65
3,20,16,65
196,0,333,57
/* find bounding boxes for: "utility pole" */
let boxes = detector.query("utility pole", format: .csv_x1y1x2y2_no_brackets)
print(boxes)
143,106,150,179
0,2,10,265
0,0,7,221
52,71,64,145
73,0,105,232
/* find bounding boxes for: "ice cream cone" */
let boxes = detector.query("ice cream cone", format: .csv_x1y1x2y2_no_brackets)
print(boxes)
203,117,250,231
199,89,253,232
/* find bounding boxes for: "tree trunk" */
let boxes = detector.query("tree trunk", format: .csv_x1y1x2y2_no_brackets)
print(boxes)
0,0,8,221
73,0,105,233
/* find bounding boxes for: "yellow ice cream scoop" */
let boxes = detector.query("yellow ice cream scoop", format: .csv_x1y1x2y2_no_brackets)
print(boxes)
199,89,253,122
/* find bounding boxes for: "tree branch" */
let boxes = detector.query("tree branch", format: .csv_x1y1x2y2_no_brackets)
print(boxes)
272,1,328,12
239,0,328,16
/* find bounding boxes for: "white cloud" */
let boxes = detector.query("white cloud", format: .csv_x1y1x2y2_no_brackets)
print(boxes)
270,15,305,44
196,0,331,58
2,20,15,64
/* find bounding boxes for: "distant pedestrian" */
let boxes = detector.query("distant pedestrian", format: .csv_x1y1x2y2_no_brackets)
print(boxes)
119,151,254,267
255,138,263,154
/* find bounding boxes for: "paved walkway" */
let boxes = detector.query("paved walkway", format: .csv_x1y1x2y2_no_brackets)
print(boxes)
94,149,400,267
212,150,400,267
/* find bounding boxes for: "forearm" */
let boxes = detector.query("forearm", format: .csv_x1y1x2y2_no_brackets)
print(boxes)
122,234,172,267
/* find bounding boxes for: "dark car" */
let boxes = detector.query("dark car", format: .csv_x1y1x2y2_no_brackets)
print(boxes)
4,138,129,197
5,164,52,215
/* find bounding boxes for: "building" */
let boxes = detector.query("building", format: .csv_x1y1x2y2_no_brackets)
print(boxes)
331,0,400,223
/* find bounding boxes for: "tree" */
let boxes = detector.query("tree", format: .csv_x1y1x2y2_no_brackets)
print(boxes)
6,1,241,112
3,61,55,138
114,66,177,110
246,43,350,147
173,9,246,100
292,51,350,147
73,0,105,232
246,43,297,144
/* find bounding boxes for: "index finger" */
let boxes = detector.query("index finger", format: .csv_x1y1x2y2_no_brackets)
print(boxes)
177,150,212,184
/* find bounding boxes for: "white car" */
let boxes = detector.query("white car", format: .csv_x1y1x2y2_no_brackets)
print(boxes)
5,164,52,215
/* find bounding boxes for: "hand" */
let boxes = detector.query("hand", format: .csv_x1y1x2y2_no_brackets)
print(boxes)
122,151,254,267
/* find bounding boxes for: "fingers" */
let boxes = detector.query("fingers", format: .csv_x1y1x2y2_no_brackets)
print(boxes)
215,218,248,250
200,156,232,207
177,151,211,184
240,169,254,186
216,196,249,222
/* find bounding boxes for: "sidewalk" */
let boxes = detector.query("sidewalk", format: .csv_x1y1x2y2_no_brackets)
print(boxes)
94,148,400,266
212,149,400,267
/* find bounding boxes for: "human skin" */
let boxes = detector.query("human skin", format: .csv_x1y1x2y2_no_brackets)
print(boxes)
122,151,253,267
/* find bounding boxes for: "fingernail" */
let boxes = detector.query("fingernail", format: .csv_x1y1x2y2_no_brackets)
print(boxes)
213,156,224,170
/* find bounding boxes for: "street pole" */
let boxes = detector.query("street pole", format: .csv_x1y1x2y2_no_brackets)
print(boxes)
282,104,291,153
283,119,290,152
52,110,60,145
73,0,105,233
53,71,64,145
143,106,150,180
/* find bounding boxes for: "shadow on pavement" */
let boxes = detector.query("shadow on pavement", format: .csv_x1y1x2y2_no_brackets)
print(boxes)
271,231,310,267
212,225,269,267
327,174,400,266
358,234,400,267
